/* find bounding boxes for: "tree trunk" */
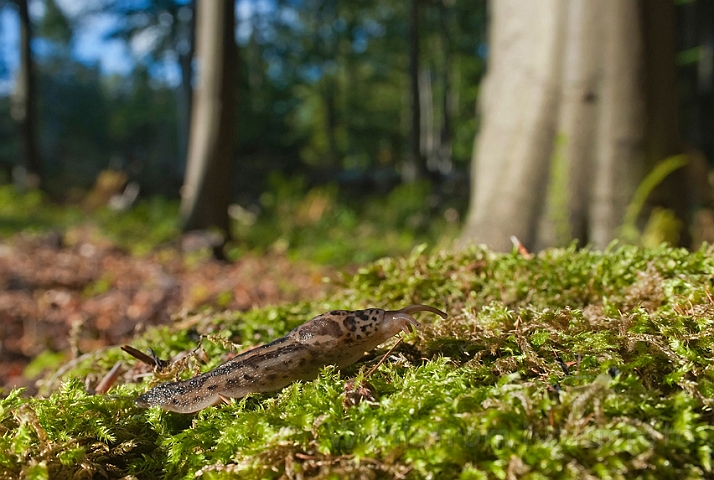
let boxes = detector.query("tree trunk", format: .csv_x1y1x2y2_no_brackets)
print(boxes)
640,0,689,246
459,0,567,251
589,0,645,248
176,0,196,186
536,0,601,248
11,0,42,189
419,68,435,169
438,0,453,176
180,0,236,238
460,0,688,252
405,0,425,182
324,78,339,168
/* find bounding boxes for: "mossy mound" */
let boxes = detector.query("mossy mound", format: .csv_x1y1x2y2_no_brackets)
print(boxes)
3,244,714,479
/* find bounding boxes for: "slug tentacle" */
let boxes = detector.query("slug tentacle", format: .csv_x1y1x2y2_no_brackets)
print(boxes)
133,304,448,413
395,304,448,318
390,313,420,333
382,304,447,334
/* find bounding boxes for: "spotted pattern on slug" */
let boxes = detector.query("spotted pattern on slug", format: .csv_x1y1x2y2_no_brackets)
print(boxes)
133,305,447,413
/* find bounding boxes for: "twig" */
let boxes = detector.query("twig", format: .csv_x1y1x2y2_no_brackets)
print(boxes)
365,338,403,378
121,345,157,367
510,235,533,259
94,361,123,394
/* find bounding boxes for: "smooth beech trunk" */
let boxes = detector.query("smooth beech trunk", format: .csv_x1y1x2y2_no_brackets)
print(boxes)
460,0,689,251
460,0,567,251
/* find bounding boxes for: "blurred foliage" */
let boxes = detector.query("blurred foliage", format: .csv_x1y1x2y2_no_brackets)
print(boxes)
0,184,78,233
4,244,714,477
229,172,463,265
0,179,461,264
0,0,486,200
0,185,179,254
619,155,689,246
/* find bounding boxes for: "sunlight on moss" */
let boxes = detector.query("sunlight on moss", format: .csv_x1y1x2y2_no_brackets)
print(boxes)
4,244,714,478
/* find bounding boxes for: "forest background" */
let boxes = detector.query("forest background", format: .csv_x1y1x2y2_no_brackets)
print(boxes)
0,0,481,222
2,0,714,254
5,1,714,477
3,0,714,388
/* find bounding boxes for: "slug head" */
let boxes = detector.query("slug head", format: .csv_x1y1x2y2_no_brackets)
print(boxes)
134,382,192,410
381,304,448,336
135,375,215,413
135,382,176,409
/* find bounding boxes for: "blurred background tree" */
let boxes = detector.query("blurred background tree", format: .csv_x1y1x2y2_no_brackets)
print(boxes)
8,0,42,189
0,0,712,252
459,0,712,251
0,0,485,198
104,0,195,189
180,0,235,237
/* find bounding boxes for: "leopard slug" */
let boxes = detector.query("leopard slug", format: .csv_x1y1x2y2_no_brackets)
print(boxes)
134,305,447,413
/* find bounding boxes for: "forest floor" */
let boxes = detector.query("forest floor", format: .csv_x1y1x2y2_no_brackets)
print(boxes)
6,186,714,478
0,180,461,395
0,227,336,393
4,241,714,479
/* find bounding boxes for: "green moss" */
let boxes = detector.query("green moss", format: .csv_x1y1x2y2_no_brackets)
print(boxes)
5,244,714,478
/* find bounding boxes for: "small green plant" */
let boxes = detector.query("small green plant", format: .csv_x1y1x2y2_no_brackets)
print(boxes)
619,154,689,245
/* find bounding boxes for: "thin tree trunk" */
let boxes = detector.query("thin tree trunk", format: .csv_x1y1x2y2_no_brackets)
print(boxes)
321,0,339,168
438,0,453,175
419,68,435,169
180,0,236,237
176,0,195,185
11,0,42,189
640,0,690,245
405,0,424,182
324,79,339,168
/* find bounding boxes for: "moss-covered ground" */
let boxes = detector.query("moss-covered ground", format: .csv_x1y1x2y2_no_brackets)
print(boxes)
3,243,714,479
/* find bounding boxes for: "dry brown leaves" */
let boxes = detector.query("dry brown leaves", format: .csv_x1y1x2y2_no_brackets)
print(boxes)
0,229,334,392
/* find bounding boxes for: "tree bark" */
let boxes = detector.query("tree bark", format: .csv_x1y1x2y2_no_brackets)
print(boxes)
589,0,645,248
11,0,42,189
419,68,435,169
459,0,567,251
640,0,690,245
536,0,601,248
324,78,339,168
405,0,425,182
180,0,236,237
438,0,453,176
176,0,196,185
460,0,688,252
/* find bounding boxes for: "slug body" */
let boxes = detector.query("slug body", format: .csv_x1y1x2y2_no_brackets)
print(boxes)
135,305,447,413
